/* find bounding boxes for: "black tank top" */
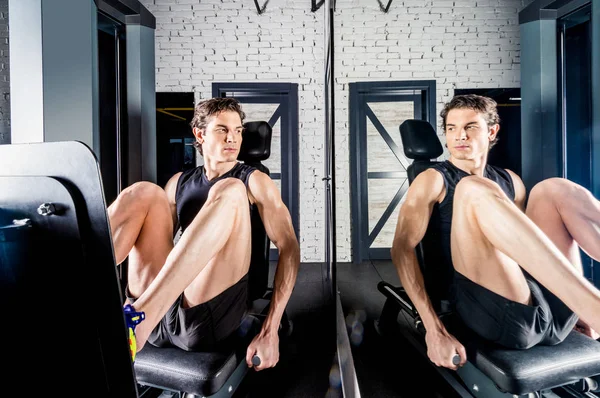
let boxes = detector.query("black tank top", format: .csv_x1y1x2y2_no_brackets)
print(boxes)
426,160,515,303
175,162,256,232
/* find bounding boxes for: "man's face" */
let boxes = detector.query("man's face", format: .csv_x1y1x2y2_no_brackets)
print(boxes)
444,108,498,160
194,110,243,162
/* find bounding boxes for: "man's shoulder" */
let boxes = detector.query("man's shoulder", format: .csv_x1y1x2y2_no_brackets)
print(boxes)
409,167,446,201
416,166,445,185
487,164,521,183
502,167,520,179
247,168,269,185
502,168,525,189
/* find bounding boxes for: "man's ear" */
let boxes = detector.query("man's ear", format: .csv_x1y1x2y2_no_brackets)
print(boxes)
489,123,500,142
192,127,204,144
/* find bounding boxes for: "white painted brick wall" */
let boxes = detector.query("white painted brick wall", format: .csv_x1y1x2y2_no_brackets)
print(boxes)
141,0,533,262
0,0,9,145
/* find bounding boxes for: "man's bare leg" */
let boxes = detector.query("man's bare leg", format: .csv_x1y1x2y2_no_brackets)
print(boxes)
130,178,252,351
527,178,600,265
526,177,600,338
450,176,600,333
107,182,174,298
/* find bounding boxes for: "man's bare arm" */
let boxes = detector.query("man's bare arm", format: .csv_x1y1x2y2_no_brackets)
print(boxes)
506,169,527,212
248,171,300,335
164,172,182,231
391,169,445,334
390,169,466,369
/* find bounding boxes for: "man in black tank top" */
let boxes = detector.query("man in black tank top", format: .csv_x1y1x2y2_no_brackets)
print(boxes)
390,94,600,371
107,98,300,369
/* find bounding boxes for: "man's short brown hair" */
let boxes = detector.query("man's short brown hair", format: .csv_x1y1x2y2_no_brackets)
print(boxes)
190,97,246,155
440,94,500,149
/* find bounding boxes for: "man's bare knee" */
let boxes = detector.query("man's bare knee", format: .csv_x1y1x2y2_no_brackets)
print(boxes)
455,175,506,202
109,182,170,225
529,178,564,202
118,181,167,207
206,178,248,206
530,178,592,210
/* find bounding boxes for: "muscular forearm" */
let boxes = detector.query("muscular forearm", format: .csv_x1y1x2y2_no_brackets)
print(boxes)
392,244,446,335
261,243,299,335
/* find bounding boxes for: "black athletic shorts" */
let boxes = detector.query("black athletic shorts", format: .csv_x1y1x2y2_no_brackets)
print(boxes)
452,270,578,349
129,273,249,352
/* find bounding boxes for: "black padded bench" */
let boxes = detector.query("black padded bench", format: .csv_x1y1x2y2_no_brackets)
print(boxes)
135,314,261,396
378,281,600,396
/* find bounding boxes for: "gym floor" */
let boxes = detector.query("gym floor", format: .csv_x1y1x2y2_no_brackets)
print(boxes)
238,261,338,398
245,259,464,398
336,260,464,398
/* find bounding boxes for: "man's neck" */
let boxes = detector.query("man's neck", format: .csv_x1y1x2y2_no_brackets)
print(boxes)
202,158,238,181
448,155,488,177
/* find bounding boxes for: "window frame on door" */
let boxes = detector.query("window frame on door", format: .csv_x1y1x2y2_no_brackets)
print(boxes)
349,80,436,263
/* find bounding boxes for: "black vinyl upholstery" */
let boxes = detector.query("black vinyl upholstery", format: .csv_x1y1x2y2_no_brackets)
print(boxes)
399,119,443,163
135,315,261,396
399,119,600,394
135,121,274,396
238,121,272,164
465,327,600,394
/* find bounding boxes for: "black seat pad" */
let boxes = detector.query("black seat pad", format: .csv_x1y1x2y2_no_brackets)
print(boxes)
135,314,260,396
471,331,600,394
446,314,600,395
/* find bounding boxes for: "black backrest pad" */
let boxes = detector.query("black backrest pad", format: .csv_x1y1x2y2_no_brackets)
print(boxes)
239,121,272,163
400,119,443,162
399,120,452,309
239,121,273,302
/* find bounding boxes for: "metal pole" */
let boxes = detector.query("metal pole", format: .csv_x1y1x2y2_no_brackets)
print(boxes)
324,0,336,300
324,4,361,396
115,27,123,195
559,23,567,179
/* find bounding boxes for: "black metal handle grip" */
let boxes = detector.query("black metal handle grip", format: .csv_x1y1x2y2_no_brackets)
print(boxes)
452,354,460,366
252,355,261,366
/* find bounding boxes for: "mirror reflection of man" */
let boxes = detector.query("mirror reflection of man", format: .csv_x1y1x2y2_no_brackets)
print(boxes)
109,98,300,370
391,94,600,370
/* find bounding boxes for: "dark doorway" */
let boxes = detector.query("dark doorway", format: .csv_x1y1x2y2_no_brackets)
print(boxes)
560,5,592,192
155,93,196,189
454,88,522,176
97,12,128,206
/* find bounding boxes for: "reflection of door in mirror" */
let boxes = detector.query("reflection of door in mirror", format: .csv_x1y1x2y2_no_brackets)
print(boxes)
349,81,436,263
212,83,300,261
